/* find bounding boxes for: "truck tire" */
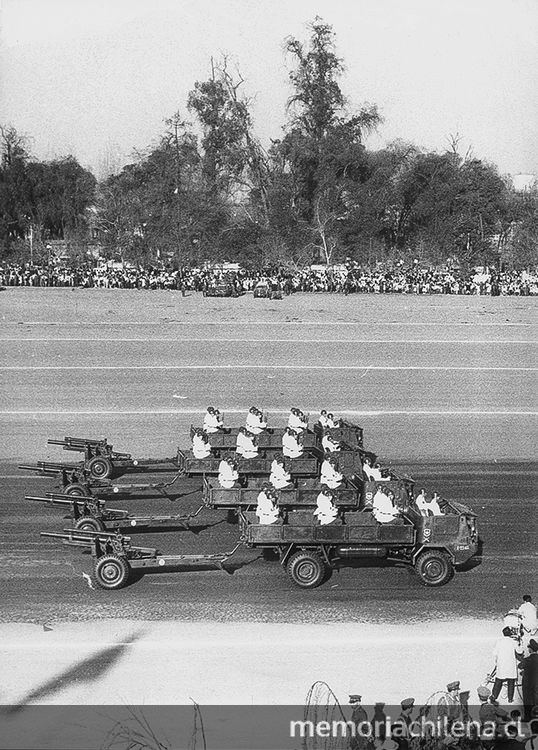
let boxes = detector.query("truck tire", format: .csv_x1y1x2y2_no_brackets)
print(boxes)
87,456,113,480
93,555,130,590
74,516,105,533
64,483,90,497
287,550,328,589
414,550,454,587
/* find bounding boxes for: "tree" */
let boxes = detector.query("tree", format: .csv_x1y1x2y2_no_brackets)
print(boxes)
274,19,381,262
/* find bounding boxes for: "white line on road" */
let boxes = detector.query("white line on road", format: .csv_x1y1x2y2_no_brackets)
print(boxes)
3,364,538,374
6,321,535,327
1,337,535,344
1,409,536,416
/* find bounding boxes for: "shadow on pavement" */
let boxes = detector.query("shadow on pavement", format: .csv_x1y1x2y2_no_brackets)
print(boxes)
4,630,144,715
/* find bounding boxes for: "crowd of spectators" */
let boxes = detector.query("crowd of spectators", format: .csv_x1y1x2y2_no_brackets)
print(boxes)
333,598,538,750
1,262,537,296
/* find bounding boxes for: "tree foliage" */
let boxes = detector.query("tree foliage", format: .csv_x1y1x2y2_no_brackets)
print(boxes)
1,19,536,269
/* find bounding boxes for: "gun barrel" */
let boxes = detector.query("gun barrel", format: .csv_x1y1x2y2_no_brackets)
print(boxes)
48,436,108,449
26,494,73,506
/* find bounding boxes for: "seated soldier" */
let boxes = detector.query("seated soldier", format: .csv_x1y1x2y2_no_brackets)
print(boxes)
288,407,308,432
368,462,384,481
237,428,259,459
322,430,342,453
245,406,267,434
282,427,304,459
320,454,344,489
420,491,444,516
203,406,224,433
314,485,339,525
192,428,212,459
218,456,239,488
318,409,330,429
255,483,280,525
362,456,375,480
372,486,401,524
269,454,293,489
327,412,340,429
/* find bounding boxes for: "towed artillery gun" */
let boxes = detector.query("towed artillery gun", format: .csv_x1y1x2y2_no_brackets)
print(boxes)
26,492,203,532
41,527,241,589
20,436,180,480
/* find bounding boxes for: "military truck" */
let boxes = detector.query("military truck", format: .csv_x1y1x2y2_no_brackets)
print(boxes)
42,477,478,590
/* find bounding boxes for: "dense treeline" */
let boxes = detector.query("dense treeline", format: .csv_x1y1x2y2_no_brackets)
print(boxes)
1,20,536,269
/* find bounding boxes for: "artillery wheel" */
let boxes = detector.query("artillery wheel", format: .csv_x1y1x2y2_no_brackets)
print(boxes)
414,550,454,587
74,516,105,533
287,550,328,589
87,456,113,480
93,555,130,590
64,483,90,497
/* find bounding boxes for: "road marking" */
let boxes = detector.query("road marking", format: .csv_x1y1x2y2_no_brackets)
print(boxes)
1,409,536,416
0,365,536,371
6,321,535,327
1,337,535,344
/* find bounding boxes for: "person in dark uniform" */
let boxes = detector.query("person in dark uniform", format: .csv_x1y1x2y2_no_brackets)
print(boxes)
372,702,387,741
349,695,368,750
393,698,414,750
519,638,538,721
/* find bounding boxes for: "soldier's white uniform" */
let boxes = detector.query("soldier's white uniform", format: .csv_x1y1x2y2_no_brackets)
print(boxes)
269,460,292,489
256,490,280,525
288,409,308,432
246,410,267,434
320,459,344,489
416,494,443,516
203,409,223,433
282,430,303,458
192,433,211,459
372,489,400,523
322,434,340,452
314,491,338,525
237,431,258,459
218,459,239,488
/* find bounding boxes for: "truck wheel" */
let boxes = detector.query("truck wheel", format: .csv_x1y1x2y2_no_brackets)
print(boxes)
93,555,130,590
64,483,90,497
74,516,105,533
87,456,113,480
414,550,454,586
287,551,327,589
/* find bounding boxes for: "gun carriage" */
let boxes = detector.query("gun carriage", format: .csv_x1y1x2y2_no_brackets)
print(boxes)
26,492,202,532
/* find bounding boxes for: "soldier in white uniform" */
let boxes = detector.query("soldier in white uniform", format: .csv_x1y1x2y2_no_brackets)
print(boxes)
321,430,341,453
318,410,330,429
218,457,239,488
282,427,303,458
519,595,538,635
246,406,267,434
314,486,339,525
203,406,223,433
326,413,340,428
237,428,259,458
269,455,293,489
192,429,212,459
288,408,308,432
416,490,443,516
320,454,344,489
362,456,375,480
372,487,400,524
255,484,280,525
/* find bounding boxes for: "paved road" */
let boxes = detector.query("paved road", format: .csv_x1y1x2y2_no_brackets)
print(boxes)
1,290,536,623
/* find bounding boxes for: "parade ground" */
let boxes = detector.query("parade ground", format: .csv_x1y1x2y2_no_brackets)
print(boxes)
0,288,536,746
